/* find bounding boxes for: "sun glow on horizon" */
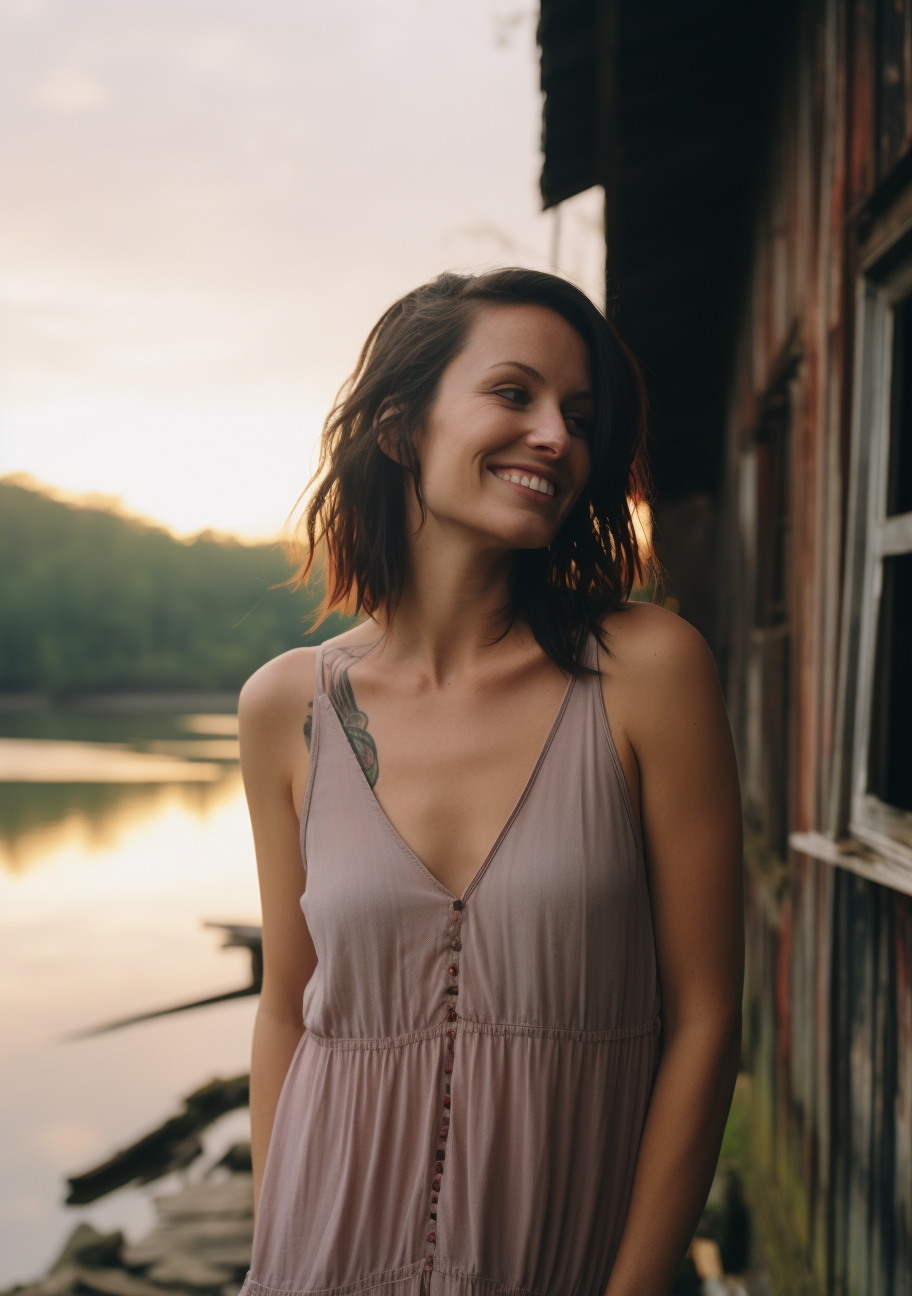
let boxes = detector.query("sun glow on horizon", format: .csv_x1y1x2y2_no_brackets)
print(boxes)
0,398,328,540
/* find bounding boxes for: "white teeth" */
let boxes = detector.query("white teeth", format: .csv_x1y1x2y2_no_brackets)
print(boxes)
494,469,555,497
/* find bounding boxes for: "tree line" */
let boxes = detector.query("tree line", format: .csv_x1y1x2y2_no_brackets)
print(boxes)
0,479,348,695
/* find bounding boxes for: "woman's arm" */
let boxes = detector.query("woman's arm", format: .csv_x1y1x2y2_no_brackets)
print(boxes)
239,649,319,1215
601,607,744,1296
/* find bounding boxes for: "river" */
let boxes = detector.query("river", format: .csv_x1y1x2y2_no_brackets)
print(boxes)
0,706,261,1286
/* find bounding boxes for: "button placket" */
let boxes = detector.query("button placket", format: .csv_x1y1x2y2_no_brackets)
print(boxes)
426,897,464,1268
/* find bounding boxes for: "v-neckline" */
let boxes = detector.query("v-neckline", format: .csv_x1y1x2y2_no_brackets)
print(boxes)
322,663,577,904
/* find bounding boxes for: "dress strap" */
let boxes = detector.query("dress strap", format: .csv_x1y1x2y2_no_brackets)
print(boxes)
312,642,328,702
583,627,602,673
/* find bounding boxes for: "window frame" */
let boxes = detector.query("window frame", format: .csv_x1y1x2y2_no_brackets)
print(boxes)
845,250,912,868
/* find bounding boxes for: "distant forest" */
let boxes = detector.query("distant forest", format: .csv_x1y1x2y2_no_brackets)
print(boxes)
0,480,350,695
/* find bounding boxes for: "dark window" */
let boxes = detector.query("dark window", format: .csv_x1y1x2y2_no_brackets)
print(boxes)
869,552,912,811
888,293,912,517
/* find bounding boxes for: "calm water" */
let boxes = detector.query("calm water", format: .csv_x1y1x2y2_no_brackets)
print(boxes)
0,709,261,1285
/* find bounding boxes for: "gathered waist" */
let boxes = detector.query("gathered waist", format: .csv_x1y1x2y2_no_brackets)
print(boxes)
302,1013,661,1052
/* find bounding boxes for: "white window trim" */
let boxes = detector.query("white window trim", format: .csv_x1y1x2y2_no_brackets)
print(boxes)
797,242,912,883
850,256,912,867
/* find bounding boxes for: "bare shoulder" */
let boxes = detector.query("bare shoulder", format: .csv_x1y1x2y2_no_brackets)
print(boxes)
238,621,377,781
238,621,375,720
598,602,728,756
600,601,718,688
239,646,320,734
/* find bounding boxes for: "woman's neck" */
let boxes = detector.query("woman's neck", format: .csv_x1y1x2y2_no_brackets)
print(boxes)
371,514,523,685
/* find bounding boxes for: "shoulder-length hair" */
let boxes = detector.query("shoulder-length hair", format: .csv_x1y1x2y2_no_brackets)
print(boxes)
289,267,651,673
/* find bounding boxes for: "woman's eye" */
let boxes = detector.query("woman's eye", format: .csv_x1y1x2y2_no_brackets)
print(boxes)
495,386,528,405
564,413,590,437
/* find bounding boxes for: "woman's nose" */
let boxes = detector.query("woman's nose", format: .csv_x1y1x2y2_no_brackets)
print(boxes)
526,402,571,456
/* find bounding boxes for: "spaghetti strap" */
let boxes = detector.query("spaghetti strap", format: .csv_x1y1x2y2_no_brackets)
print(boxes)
312,642,328,702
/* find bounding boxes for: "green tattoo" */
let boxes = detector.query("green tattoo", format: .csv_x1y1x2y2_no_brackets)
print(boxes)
329,668,379,787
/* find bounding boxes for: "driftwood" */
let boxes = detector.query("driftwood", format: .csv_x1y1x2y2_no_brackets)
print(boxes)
65,1076,250,1205
68,925,262,1040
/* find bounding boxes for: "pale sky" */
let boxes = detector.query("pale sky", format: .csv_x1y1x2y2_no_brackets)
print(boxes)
0,0,604,539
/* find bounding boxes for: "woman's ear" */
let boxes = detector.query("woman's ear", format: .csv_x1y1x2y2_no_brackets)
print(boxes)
375,402,405,464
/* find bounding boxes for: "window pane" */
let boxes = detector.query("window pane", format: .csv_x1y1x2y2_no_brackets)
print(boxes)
888,293,912,517
868,552,912,812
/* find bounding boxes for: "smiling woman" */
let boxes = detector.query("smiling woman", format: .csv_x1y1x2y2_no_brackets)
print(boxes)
292,269,650,672
238,268,744,1296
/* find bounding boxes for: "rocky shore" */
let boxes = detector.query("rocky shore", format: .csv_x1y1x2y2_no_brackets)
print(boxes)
3,1151,253,1296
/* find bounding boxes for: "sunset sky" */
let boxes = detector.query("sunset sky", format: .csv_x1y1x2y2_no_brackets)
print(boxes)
0,0,603,540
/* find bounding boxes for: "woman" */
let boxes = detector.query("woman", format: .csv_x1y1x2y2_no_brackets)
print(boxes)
239,268,743,1296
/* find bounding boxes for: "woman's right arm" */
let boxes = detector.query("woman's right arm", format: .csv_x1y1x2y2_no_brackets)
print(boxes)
238,649,319,1216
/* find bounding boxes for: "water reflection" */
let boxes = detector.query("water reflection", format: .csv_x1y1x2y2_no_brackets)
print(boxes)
0,710,262,1286
0,778,240,875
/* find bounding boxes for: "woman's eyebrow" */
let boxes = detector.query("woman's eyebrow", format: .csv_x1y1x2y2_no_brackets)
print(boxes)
487,360,546,383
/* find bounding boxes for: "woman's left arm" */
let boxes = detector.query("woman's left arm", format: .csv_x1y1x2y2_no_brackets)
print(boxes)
603,608,744,1296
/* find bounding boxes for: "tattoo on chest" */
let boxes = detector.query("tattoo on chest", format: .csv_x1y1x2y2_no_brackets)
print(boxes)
303,667,379,786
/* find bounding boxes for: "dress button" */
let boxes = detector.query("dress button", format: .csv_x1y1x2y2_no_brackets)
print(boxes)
439,1128,448,1139
448,965,458,976
431,1191,439,1203
444,1065,452,1074
447,1008,457,1021
432,1177,441,1191
427,1231,436,1243
435,1161,443,1173
443,1096,451,1108
436,1149,445,1159
447,1029,456,1040
452,900,464,911
451,939,461,951
446,986,458,995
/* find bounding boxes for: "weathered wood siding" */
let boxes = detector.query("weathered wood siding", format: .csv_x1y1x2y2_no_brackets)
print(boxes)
726,0,912,1290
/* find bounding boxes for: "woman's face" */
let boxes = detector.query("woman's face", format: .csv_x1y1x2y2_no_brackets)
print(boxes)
411,303,593,551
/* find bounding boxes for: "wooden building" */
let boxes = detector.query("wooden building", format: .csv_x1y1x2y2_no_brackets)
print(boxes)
538,2,912,1291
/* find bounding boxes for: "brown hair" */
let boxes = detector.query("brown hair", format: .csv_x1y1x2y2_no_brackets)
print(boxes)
289,267,651,673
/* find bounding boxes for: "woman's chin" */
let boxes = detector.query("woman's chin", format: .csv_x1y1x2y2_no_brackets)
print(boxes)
485,520,559,551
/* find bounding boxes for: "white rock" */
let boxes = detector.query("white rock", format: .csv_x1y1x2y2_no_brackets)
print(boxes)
147,1254,234,1289
124,1219,252,1267
154,1177,253,1221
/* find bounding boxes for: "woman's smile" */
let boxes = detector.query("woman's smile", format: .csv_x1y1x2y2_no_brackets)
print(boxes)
488,465,558,499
